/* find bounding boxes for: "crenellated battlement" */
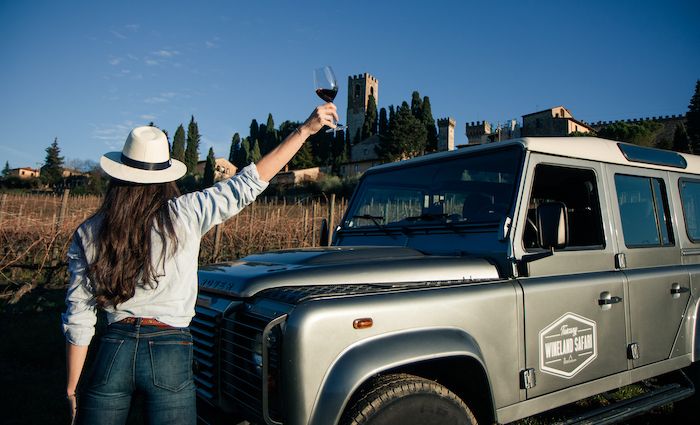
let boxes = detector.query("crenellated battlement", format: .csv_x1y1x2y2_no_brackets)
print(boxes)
590,114,685,127
349,73,378,84
437,117,456,127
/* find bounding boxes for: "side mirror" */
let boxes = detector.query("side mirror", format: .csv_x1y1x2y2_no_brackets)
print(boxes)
319,218,329,247
537,202,568,250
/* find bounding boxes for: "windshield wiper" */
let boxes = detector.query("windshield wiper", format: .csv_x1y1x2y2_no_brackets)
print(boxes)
404,213,448,222
350,214,408,237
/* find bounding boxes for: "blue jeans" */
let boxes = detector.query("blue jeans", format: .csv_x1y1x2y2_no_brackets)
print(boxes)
76,320,196,425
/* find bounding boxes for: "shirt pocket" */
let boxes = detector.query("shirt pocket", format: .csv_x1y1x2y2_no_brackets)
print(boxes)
148,335,193,392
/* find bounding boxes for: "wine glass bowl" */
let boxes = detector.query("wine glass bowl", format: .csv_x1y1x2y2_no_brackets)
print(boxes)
313,66,346,133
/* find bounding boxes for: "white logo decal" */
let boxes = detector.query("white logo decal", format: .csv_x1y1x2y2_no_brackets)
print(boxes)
539,312,597,379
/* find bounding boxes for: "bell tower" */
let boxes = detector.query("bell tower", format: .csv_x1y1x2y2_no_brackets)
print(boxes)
347,73,379,143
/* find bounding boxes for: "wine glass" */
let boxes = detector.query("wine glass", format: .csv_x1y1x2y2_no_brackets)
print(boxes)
313,66,346,133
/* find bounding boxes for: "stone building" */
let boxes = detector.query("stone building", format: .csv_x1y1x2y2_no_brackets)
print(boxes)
521,106,593,137
465,120,520,145
270,166,323,186
340,135,382,177
346,73,379,144
437,117,456,151
8,167,40,179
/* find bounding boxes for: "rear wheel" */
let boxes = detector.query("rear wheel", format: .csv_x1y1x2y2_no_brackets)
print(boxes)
342,373,477,425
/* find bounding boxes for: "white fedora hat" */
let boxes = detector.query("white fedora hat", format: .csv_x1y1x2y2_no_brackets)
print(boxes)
100,126,187,184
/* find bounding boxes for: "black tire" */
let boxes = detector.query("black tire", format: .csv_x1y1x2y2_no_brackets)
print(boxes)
342,373,478,425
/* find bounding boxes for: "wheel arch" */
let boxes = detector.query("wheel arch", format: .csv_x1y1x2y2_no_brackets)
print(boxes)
306,327,496,425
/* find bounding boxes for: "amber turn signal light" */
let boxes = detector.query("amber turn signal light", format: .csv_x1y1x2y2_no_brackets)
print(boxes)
353,318,373,329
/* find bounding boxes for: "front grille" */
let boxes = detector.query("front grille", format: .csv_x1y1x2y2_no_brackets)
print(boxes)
191,304,221,401
220,307,285,423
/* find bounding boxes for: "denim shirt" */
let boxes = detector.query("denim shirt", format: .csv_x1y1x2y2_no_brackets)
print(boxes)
61,164,269,346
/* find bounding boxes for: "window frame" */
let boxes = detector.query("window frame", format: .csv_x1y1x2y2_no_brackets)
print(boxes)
678,177,700,243
614,173,675,249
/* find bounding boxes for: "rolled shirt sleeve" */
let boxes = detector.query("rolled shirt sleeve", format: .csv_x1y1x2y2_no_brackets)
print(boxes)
172,163,269,235
61,232,97,346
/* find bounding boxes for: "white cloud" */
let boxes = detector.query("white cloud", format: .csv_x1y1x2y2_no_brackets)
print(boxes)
144,92,178,104
108,57,122,66
153,49,180,58
110,30,127,39
140,114,156,120
125,24,140,32
144,58,159,66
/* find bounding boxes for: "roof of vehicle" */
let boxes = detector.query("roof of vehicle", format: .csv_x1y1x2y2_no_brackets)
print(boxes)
367,137,700,175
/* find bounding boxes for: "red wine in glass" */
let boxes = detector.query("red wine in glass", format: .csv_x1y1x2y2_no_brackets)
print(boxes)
313,66,346,133
315,87,338,103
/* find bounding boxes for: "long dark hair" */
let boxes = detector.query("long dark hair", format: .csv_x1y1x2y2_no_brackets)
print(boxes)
89,179,181,308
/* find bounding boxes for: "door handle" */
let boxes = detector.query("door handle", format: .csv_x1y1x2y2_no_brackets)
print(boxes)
598,296,623,306
670,282,689,297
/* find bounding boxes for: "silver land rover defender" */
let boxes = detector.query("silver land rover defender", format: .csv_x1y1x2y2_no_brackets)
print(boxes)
192,137,700,425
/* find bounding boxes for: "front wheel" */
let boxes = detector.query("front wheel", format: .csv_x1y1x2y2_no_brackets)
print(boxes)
342,373,477,425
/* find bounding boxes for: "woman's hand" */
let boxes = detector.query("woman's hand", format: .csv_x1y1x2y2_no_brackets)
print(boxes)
67,393,77,425
300,103,339,136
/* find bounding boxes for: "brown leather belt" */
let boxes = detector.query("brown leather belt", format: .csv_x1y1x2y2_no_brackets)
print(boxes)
117,317,173,328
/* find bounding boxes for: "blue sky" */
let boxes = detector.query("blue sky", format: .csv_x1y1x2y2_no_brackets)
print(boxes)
1,0,698,169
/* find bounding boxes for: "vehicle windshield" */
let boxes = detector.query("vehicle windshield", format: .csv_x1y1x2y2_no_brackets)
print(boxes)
343,147,523,230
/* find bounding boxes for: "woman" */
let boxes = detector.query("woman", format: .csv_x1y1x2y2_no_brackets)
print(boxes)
62,103,338,425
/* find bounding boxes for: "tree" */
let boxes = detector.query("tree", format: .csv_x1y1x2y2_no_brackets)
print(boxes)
361,94,378,141
250,139,262,163
228,132,240,163
262,113,279,155
2,161,10,177
41,137,64,185
421,96,438,152
596,121,662,147
171,124,186,162
202,147,216,187
185,116,201,173
290,140,315,169
673,123,691,153
410,91,423,119
376,102,427,161
378,107,388,136
687,80,700,153
249,119,260,146
236,137,251,169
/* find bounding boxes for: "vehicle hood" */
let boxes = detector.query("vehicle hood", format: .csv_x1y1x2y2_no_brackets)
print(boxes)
197,246,500,298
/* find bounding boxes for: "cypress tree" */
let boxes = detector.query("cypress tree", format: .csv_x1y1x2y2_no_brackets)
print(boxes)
290,141,315,169
229,132,240,163
249,119,259,146
673,123,691,153
687,80,700,153
250,139,262,163
410,91,423,119
361,94,378,141
422,96,438,152
378,107,388,136
185,116,201,174
237,137,251,169
41,137,64,185
203,147,216,187
2,161,9,177
172,124,186,162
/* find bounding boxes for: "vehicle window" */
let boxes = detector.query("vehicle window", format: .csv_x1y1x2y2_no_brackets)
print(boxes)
679,179,700,242
615,174,674,247
523,165,605,250
343,147,522,229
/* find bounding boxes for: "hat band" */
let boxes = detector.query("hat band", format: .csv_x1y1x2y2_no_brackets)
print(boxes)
121,153,171,171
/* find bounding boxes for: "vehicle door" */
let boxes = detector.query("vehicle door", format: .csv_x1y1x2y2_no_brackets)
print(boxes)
606,165,690,367
514,155,628,398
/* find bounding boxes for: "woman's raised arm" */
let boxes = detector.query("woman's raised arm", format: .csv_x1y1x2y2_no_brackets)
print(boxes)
255,103,338,182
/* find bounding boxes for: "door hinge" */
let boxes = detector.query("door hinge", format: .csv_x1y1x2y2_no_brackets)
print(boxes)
627,343,640,360
520,368,536,389
615,253,627,269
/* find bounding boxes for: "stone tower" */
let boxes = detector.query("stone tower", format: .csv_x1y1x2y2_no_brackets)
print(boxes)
466,121,492,145
437,117,456,151
347,73,379,143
